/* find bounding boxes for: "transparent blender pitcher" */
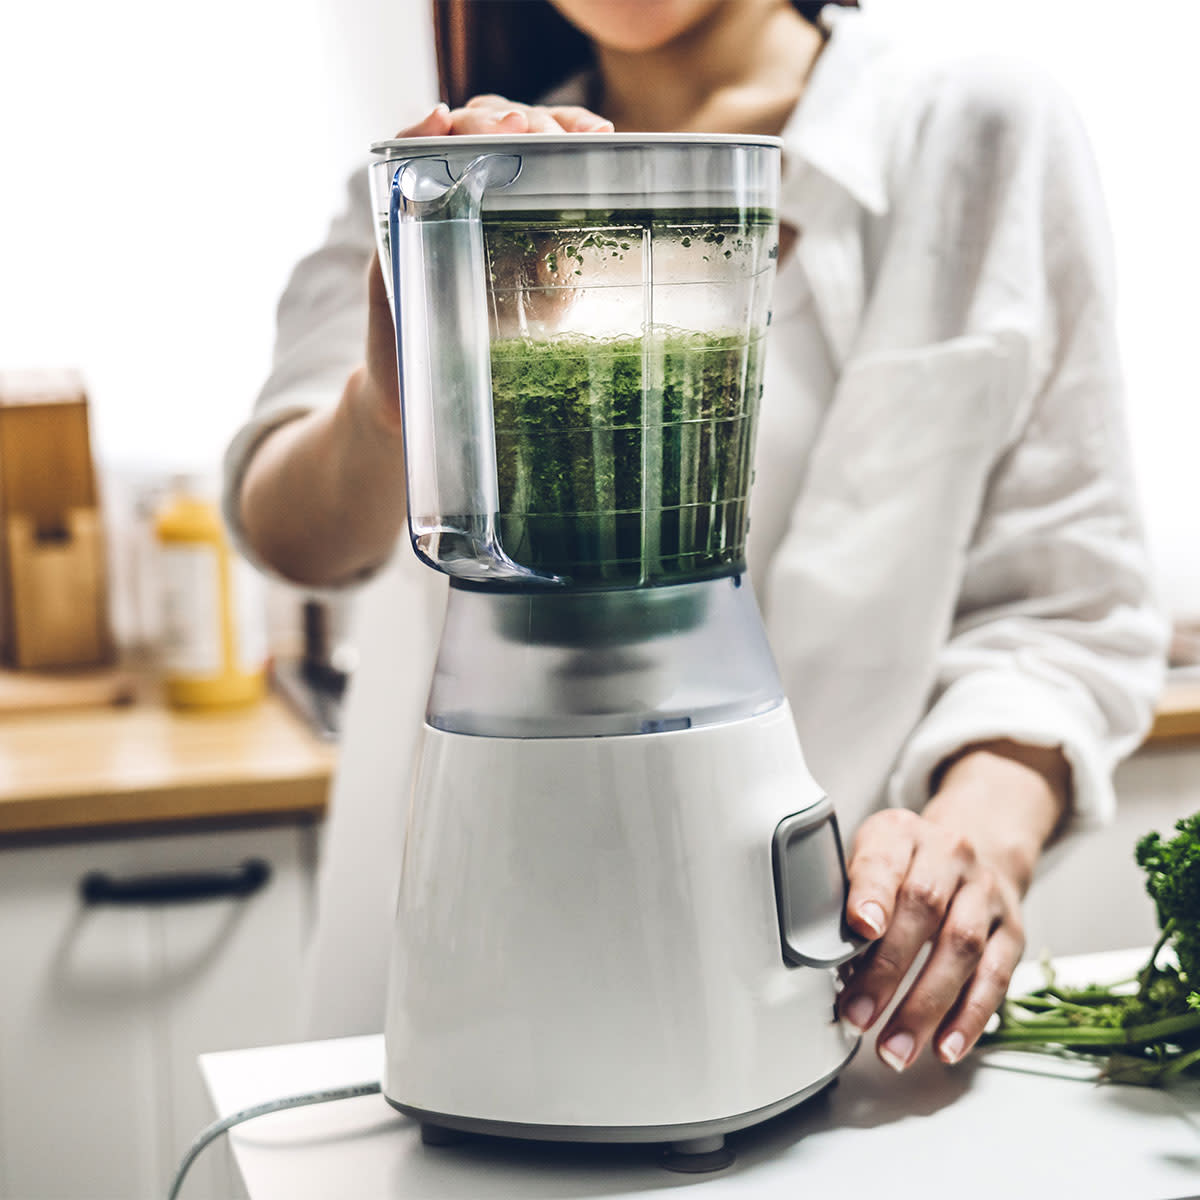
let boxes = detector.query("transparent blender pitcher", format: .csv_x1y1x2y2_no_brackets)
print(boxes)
368,134,779,589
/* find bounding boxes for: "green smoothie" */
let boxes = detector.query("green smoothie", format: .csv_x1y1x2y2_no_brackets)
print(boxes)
489,329,763,587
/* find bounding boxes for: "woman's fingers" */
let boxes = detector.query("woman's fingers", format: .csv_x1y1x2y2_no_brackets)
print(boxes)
393,103,453,139
546,105,615,132
455,95,549,133
521,106,569,133
837,799,1034,1073
935,915,1024,1065
456,95,613,134
837,810,918,1033
841,830,965,1036
395,95,614,138
450,104,532,135
873,879,999,1071
840,811,1026,1072
843,809,919,940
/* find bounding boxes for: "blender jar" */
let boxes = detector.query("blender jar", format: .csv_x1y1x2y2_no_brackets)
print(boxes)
369,134,779,590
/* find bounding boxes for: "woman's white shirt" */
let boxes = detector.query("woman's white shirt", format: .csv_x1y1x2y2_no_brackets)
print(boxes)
224,9,1167,1038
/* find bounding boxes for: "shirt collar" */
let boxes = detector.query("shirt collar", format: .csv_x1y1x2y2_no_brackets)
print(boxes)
544,9,892,218
780,7,892,218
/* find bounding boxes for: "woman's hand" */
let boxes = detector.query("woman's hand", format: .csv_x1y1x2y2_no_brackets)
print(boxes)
446,93,614,135
837,742,1069,1072
243,95,615,585
353,97,614,436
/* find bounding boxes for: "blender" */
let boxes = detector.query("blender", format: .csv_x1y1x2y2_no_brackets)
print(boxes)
368,132,865,1169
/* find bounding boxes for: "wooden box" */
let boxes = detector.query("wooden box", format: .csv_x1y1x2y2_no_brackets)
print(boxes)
0,371,113,669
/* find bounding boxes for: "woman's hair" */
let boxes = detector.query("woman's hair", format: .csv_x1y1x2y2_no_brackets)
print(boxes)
432,1,860,110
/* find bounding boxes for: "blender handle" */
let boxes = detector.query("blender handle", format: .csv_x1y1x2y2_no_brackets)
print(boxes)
387,153,560,585
772,803,872,970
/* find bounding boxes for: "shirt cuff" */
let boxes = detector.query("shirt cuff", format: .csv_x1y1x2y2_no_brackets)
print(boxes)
886,668,1116,831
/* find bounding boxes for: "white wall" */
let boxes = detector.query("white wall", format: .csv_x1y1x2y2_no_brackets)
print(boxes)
3,0,1197,613
0,0,437,474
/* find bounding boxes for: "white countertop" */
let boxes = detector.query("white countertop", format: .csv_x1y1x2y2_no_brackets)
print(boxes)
200,950,1200,1200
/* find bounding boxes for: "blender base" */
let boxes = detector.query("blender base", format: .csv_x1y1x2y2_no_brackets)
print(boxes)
419,1123,467,1147
386,706,864,1162
393,1044,854,1169
661,1136,736,1174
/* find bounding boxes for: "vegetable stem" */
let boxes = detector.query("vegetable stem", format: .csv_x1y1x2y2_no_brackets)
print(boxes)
1161,1043,1200,1080
1137,918,1177,1000
985,1010,1200,1048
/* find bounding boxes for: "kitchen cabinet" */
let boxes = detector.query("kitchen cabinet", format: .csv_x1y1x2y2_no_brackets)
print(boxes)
0,821,316,1200
0,685,332,1199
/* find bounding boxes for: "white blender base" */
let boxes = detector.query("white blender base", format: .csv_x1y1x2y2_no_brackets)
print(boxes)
395,1054,854,1169
383,704,860,1150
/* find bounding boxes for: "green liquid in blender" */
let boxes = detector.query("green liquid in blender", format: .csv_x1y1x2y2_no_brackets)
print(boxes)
490,329,763,588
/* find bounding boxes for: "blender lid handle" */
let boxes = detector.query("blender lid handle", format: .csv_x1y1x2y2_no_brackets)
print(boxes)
387,152,560,585
394,153,521,211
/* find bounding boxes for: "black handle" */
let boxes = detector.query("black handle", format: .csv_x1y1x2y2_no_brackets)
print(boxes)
80,858,271,905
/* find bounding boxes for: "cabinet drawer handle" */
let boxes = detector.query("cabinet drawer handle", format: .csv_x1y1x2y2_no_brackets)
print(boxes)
79,858,271,905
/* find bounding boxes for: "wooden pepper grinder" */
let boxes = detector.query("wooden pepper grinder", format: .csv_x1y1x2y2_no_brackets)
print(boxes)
0,370,113,669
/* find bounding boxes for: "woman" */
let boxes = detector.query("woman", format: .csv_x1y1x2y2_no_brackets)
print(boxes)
226,0,1166,1073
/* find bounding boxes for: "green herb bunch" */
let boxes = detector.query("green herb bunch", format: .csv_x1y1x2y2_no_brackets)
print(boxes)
980,812,1200,1085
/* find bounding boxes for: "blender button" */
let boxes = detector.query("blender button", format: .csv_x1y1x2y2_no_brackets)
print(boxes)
639,716,691,734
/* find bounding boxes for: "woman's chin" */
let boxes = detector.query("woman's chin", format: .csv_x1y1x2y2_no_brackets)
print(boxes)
548,0,727,55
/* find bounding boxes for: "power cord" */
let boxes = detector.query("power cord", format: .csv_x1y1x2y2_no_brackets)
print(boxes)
166,1080,382,1200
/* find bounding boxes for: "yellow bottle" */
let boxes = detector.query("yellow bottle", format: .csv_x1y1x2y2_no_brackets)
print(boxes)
155,478,266,710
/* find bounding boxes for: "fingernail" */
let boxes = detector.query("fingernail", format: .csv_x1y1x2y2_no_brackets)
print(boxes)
585,118,615,131
434,102,450,116
858,901,886,937
879,1031,914,1073
843,995,875,1032
940,1030,966,1064
496,109,526,129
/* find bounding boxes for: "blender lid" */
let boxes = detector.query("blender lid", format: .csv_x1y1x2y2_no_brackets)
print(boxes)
371,131,782,212
370,131,783,155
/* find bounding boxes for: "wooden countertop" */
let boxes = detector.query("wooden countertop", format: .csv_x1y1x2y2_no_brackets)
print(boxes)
1146,675,1200,746
0,686,336,837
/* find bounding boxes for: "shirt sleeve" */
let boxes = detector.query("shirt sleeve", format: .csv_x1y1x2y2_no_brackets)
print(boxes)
883,63,1169,828
221,167,376,578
